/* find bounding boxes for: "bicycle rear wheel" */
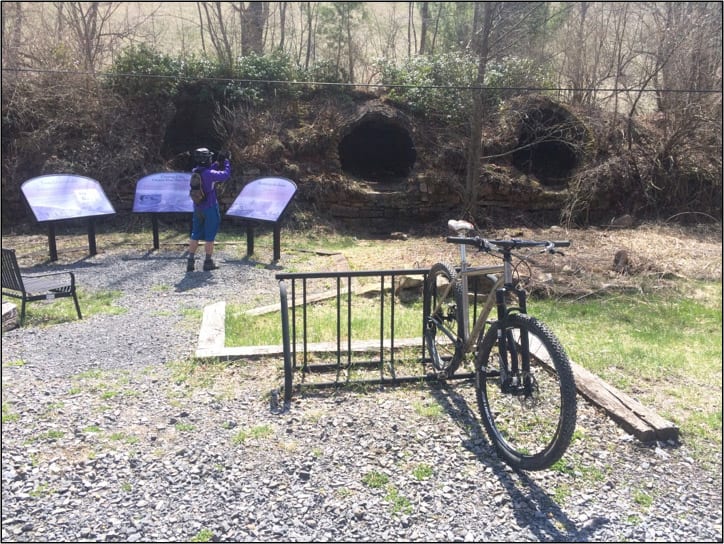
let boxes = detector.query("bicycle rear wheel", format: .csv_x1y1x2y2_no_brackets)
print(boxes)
423,262,464,378
475,313,577,471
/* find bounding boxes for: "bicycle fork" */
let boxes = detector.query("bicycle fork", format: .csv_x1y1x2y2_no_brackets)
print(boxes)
494,285,535,397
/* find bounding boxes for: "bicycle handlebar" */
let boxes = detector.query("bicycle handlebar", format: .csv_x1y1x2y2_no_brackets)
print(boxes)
446,236,571,253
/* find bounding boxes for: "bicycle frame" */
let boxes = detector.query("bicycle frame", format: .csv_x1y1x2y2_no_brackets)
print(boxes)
431,240,504,357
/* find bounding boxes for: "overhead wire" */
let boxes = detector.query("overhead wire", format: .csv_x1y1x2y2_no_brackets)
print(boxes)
2,67,721,94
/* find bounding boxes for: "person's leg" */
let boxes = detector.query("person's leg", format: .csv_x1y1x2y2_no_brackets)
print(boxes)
187,212,203,271
202,206,221,270
203,240,218,270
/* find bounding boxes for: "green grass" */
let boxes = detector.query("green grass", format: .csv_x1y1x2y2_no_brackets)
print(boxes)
189,528,215,542
532,280,722,455
412,400,443,419
231,424,274,445
226,294,424,346
2,402,20,423
411,463,434,480
21,289,125,327
385,485,413,515
361,470,389,488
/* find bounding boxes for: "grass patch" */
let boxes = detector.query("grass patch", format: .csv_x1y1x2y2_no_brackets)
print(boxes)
22,289,124,327
2,402,20,423
231,424,274,445
413,400,443,419
190,528,215,543
174,422,196,433
632,488,654,508
361,470,389,488
532,280,722,461
385,485,413,515
225,294,424,347
411,463,434,480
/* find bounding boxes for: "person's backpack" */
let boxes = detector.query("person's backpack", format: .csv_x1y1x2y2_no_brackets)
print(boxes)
189,172,205,205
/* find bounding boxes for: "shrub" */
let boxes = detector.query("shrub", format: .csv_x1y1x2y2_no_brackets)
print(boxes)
106,44,186,99
376,53,555,122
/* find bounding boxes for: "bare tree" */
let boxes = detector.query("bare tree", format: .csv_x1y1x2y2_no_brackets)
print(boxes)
198,2,235,68
54,2,123,72
407,2,416,58
278,1,287,51
465,1,496,216
1,2,24,72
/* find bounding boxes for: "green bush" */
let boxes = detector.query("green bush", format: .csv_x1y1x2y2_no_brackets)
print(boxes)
376,52,477,121
228,50,302,103
106,44,186,99
376,53,555,122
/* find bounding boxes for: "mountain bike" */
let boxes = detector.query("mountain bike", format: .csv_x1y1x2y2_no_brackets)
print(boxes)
422,219,577,470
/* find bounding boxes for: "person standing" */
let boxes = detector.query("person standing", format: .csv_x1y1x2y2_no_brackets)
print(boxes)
186,147,231,272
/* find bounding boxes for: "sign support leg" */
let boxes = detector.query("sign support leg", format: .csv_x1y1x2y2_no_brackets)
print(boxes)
152,215,160,250
48,223,58,262
87,218,97,256
246,223,255,258
273,224,281,262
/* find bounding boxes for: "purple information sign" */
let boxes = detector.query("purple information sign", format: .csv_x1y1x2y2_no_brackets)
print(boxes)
226,177,297,223
133,172,194,213
21,174,116,222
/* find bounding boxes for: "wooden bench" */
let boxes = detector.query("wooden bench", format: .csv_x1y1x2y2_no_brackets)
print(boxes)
1,247,82,326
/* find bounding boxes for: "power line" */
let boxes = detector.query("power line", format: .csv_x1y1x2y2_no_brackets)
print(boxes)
2,67,722,94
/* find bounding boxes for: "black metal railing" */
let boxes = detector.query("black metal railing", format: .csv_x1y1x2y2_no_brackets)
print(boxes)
276,267,485,403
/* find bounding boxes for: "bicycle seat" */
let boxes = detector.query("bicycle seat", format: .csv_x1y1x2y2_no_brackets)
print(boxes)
448,219,475,234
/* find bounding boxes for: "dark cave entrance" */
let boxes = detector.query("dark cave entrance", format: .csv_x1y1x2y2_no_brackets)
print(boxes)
338,119,416,182
511,106,586,185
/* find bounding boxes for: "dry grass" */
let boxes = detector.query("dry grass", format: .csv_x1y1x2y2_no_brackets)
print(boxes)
332,221,722,297
2,220,721,296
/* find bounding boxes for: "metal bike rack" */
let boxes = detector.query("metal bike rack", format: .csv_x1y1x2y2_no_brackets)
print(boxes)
276,268,482,403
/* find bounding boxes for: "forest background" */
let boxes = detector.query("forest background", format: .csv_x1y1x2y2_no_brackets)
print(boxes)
1,1,721,231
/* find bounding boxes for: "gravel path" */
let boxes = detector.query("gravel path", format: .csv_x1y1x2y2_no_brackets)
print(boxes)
2,248,722,542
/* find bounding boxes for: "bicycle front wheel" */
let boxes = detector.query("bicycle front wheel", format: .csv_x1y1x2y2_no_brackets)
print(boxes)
475,313,577,471
423,262,464,378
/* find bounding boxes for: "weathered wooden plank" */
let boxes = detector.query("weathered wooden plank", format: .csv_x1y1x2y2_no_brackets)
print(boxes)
570,361,679,442
197,301,225,353
198,337,423,359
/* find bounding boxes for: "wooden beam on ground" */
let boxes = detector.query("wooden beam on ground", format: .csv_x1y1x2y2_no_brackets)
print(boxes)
569,361,679,442
199,337,423,360
196,301,226,355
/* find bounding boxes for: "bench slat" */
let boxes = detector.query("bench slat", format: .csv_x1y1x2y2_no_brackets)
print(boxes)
1,248,82,324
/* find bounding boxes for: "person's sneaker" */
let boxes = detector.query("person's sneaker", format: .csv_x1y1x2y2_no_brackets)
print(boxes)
203,258,218,271
186,257,195,272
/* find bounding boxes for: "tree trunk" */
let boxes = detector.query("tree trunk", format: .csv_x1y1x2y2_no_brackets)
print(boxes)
241,1,266,55
464,2,495,217
418,1,429,55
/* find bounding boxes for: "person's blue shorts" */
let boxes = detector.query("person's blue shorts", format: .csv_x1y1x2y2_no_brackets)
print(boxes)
190,205,221,242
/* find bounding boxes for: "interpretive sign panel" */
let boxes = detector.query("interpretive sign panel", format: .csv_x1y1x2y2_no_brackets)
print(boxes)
21,174,116,222
226,177,297,223
132,172,194,213
226,177,297,262
20,174,116,260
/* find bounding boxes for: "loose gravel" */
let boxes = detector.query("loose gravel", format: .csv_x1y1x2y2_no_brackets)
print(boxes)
2,248,722,542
